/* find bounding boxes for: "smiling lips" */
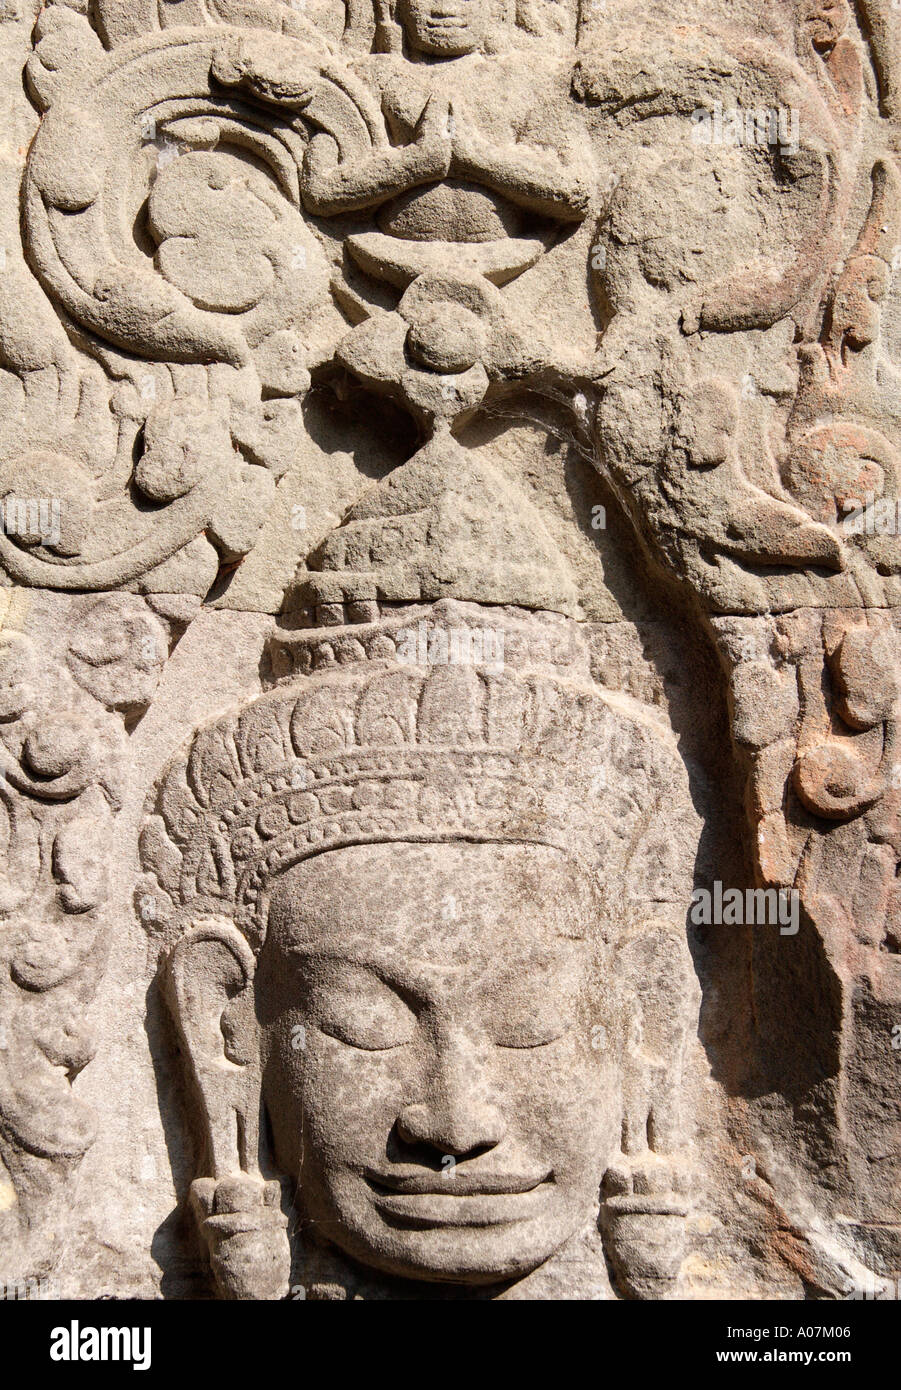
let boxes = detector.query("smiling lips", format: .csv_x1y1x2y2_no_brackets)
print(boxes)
365,1170,554,1227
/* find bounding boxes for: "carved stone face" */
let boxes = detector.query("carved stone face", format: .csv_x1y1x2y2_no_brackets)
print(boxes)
256,840,614,1284
394,0,488,57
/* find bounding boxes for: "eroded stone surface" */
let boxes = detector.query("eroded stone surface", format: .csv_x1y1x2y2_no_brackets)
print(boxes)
0,0,900,1301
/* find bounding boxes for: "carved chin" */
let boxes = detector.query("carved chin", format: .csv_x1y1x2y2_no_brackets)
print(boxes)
303,1175,587,1285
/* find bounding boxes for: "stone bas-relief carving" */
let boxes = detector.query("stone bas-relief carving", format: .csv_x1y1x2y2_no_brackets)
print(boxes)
0,0,900,1301
141,604,702,1298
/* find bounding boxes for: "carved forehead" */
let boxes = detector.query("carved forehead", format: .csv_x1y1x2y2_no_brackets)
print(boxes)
265,840,592,958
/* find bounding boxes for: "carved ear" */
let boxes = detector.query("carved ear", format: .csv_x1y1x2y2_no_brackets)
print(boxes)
615,916,699,1154
600,917,699,1299
165,920,259,1179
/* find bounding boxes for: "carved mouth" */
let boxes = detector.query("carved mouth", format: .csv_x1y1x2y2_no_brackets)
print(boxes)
364,1169,554,1226
365,1169,552,1197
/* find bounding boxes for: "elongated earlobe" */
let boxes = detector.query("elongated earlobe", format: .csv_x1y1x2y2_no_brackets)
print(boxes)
166,919,290,1299
165,918,259,1178
599,918,699,1299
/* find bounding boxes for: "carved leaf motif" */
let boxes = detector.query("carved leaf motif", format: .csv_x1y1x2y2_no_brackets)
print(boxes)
187,725,243,809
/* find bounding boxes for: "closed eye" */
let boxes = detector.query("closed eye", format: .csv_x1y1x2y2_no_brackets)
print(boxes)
296,960,418,1052
319,1005,415,1052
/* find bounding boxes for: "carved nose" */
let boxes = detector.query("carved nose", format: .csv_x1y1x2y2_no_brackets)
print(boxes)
397,1046,504,1156
397,1098,504,1157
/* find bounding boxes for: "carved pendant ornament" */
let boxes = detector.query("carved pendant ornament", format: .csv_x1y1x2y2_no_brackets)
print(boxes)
0,0,900,1305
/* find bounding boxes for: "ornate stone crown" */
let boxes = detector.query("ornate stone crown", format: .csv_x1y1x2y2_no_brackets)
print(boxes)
139,601,700,950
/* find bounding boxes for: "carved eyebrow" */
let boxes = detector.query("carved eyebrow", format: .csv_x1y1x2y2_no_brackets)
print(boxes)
283,945,434,1006
283,939,584,1002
